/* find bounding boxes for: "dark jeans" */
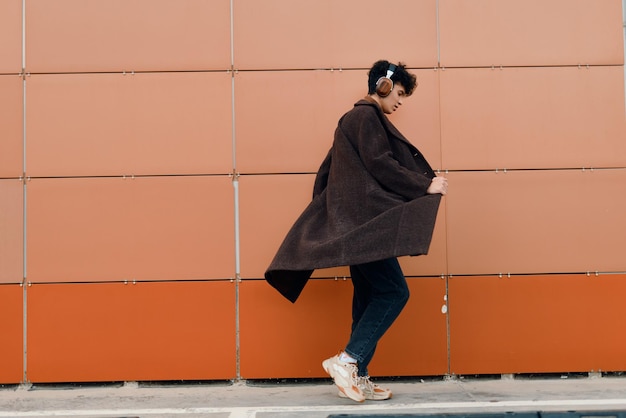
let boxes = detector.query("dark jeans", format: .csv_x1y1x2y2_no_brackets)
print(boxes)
345,257,410,376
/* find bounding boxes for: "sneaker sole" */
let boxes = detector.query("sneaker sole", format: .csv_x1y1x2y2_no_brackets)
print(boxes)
338,390,392,401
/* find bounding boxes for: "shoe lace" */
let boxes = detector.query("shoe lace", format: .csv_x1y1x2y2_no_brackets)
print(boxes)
357,376,375,393
346,363,360,381
337,360,359,379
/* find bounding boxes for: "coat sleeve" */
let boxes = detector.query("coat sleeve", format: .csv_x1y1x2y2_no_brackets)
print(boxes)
346,108,433,200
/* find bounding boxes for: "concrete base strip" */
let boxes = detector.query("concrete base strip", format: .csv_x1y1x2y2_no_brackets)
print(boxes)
3,398,626,417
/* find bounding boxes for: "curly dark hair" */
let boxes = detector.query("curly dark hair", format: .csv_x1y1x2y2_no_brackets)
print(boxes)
367,60,417,96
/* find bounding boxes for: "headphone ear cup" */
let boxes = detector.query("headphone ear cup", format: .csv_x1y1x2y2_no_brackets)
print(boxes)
375,77,393,97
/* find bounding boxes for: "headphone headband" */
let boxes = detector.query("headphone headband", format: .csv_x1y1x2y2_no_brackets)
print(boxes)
385,64,397,79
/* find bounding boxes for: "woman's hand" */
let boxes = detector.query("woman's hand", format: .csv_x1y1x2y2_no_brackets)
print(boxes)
427,176,448,195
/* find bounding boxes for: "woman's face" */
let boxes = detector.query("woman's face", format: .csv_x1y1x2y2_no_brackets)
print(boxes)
378,83,407,114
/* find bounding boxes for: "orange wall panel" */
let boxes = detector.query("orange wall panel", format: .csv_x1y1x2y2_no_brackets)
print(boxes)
235,69,442,174
235,70,357,173
239,279,353,379
0,285,23,383
439,0,625,67
27,176,234,282
26,72,232,177
446,169,626,275
238,174,314,279
449,274,626,375
127,176,235,281
398,198,447,278
27,281,236,382
0,0,21,73
239,173,447,280
0,180,23,284
238,173,351,279
367,278,448,377
388,69,442,172
2,0,622,383
440,66,626,170
25,0,231,73
27,177,131,283
240,278,448,378
233,0,437,70
0,75,23,178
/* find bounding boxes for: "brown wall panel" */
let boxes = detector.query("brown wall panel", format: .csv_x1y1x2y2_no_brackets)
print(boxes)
27,176,234,282
235,69,442,174
0,0,21,73
25,0,231,73
0,75,23,178
446,169,626,275
233,0,437,70
26,72,232,177
439,0,625,67
440,66,626,170
240,278,447,378
0,180,23,284
449,274,626,375
0,285,23,383
27,281,236,382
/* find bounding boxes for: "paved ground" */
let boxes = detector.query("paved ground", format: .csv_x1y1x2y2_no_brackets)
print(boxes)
1,375,626,418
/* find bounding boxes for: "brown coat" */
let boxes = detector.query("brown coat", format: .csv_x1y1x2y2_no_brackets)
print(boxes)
265,97,442,302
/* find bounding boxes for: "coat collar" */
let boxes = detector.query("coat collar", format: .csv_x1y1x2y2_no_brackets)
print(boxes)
354,97,415,150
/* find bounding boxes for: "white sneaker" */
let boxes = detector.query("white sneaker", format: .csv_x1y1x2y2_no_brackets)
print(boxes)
338,376,393,401
322,354,365,402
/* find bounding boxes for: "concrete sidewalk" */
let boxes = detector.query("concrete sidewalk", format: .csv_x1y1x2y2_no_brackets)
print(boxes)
1,375,626,418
